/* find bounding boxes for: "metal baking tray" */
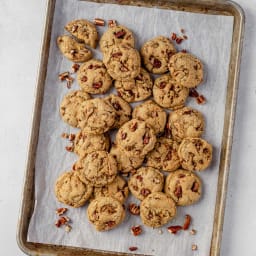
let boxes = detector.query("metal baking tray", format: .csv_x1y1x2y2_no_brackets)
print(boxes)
17,0,244,255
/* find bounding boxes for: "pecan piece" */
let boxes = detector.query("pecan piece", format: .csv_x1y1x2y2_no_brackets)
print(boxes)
92,81,103,89
129,246,138,252
167,225,183,234
58,71,70,81
112,102,122,111
56,207,68,216
129,203,140,215
131,225,142,236
176,37,183,44
159,81,167,89
141,188,151,197
183,214,191,230
71,63,80,73
174,185,182,198
65,146,74,152
108,19,117,27
105,221,116,228
189,88,199,98
153,58,161,68
191,181,199,192
130,122,138,131
93,18,105,26
55,216,70,227
121,132,127,140
171,32,177,41
196,95,206,104
114,29,126,38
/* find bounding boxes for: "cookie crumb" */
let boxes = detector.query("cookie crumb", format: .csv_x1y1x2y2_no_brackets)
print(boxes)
190,229,197,235
65,224,72,233
167,225,183,234
192,244,198,251
158,229,163,234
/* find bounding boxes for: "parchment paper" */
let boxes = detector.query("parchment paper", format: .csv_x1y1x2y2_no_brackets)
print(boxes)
27,1,234,255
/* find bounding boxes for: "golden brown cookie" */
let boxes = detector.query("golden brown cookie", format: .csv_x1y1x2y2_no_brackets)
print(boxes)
165,169,202,206
60,90,91,127
87,196,125,231
178,138,213,171
57,35,92,63
55,171,93,208
168,52,204,88
140,192,177,228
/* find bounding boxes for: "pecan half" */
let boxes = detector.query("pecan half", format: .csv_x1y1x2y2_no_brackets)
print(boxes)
131,225,142,236
129,203,140,215
167,225,183,234
71,63,80,73
183,214,191,230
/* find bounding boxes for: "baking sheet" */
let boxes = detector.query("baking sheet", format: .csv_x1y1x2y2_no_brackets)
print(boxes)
27,0,234,255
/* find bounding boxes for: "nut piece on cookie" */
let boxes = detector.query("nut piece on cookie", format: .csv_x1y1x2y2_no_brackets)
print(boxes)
178,138,213,171
141,36,176,74
57,35,92,63
153,74,189,110
65,19,98,49
165,169,202,206
87,196,126,231
55,171,93,208
140,192,177,228
168,52,204,88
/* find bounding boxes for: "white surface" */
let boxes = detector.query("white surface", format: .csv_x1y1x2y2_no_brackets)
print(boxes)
26,1,233,255
0,0,255,255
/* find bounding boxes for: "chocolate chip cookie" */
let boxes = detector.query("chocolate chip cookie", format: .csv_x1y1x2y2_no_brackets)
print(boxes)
178,138,213,171
77,98,116,134
103,43,141,81
77,59,113,94
65,19,98,48
153,74,189,110
146,137,180,172
116,119,157,157
168,52,204,88
55,171,93,208
141,36,176,74
100,25,135,53
132,100,167,134
60,90,91,127
73,131,110,158
140,192,177,228
57,35,92,63
87,196,125,231
165,169,202,206
114,68,153,103
128,167,164,201
105,94,132,128
167,107,205,142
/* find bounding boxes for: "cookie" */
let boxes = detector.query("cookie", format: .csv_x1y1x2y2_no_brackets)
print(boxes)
74,131,110,157
153,74,189,110
105,94,132,128
65,19,98,48
141,36,176,74
55,171,93,208
132,100,167,134
92,176,129,204
114,68,153,103
110,143,144,173
168,52,204,88
57,35,92,63
146,138,180,172
103,44,141,81
165,169,202,206
77,98,116,134
140,192,177,228
60,90,91,127
100,25,135,53
178,138,213,171
167,107,205,142
77,59,113,94
116,119,157,157
76,151,118,187
128,167,164,201
87,196,125,231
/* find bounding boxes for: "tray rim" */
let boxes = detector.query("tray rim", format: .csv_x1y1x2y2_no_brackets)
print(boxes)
17,0,245,255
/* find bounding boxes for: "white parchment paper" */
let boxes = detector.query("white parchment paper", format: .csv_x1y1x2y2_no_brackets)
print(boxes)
27,1,234,255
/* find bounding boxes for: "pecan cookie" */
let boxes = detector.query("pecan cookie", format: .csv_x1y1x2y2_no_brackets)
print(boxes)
165,169,202,206
87,196,125,231
153,74,189,110
65,19,98,48
77,59,113,94
92,176,129,204
132,100,167,134
146,138,180,172
60,90,91,127
178,138,213,171
140,192,177,228
55,171,93,208
167,107,205,142
57,35,92,63
116,119,157,157
73,131,110,158
128,167,164,201
104,94,132,128
77,98,116,134
168,52,204,88
114,68,153,103
100,25,135,53
141,36,176,74
103,44,141,81
75,151,117,187
110,143,144,173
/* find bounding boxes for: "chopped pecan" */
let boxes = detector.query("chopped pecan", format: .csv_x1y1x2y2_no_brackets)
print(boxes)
131,225,142,236
56,207,68,216
129,203,140,215
105,220,116,228
171,32,177,41
196,95,206,104
108,19,117,27
183,35,188,40
66,76,74,89
129,246,138,252
121,132,127,140
68,134,76,141
112,102,122,111
93,18,105,26
92,81,103,89
159,81,167,89
136,175,143,182
167,225,183,234
65,145,74,152
55,216,70,228
58,71,70,81
183,214,191,230
141,188,151,197
176,37,183,44
61,132,69,139
71,63,80,73
114,29,126,38
189,88,199,98
191,181,199,192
